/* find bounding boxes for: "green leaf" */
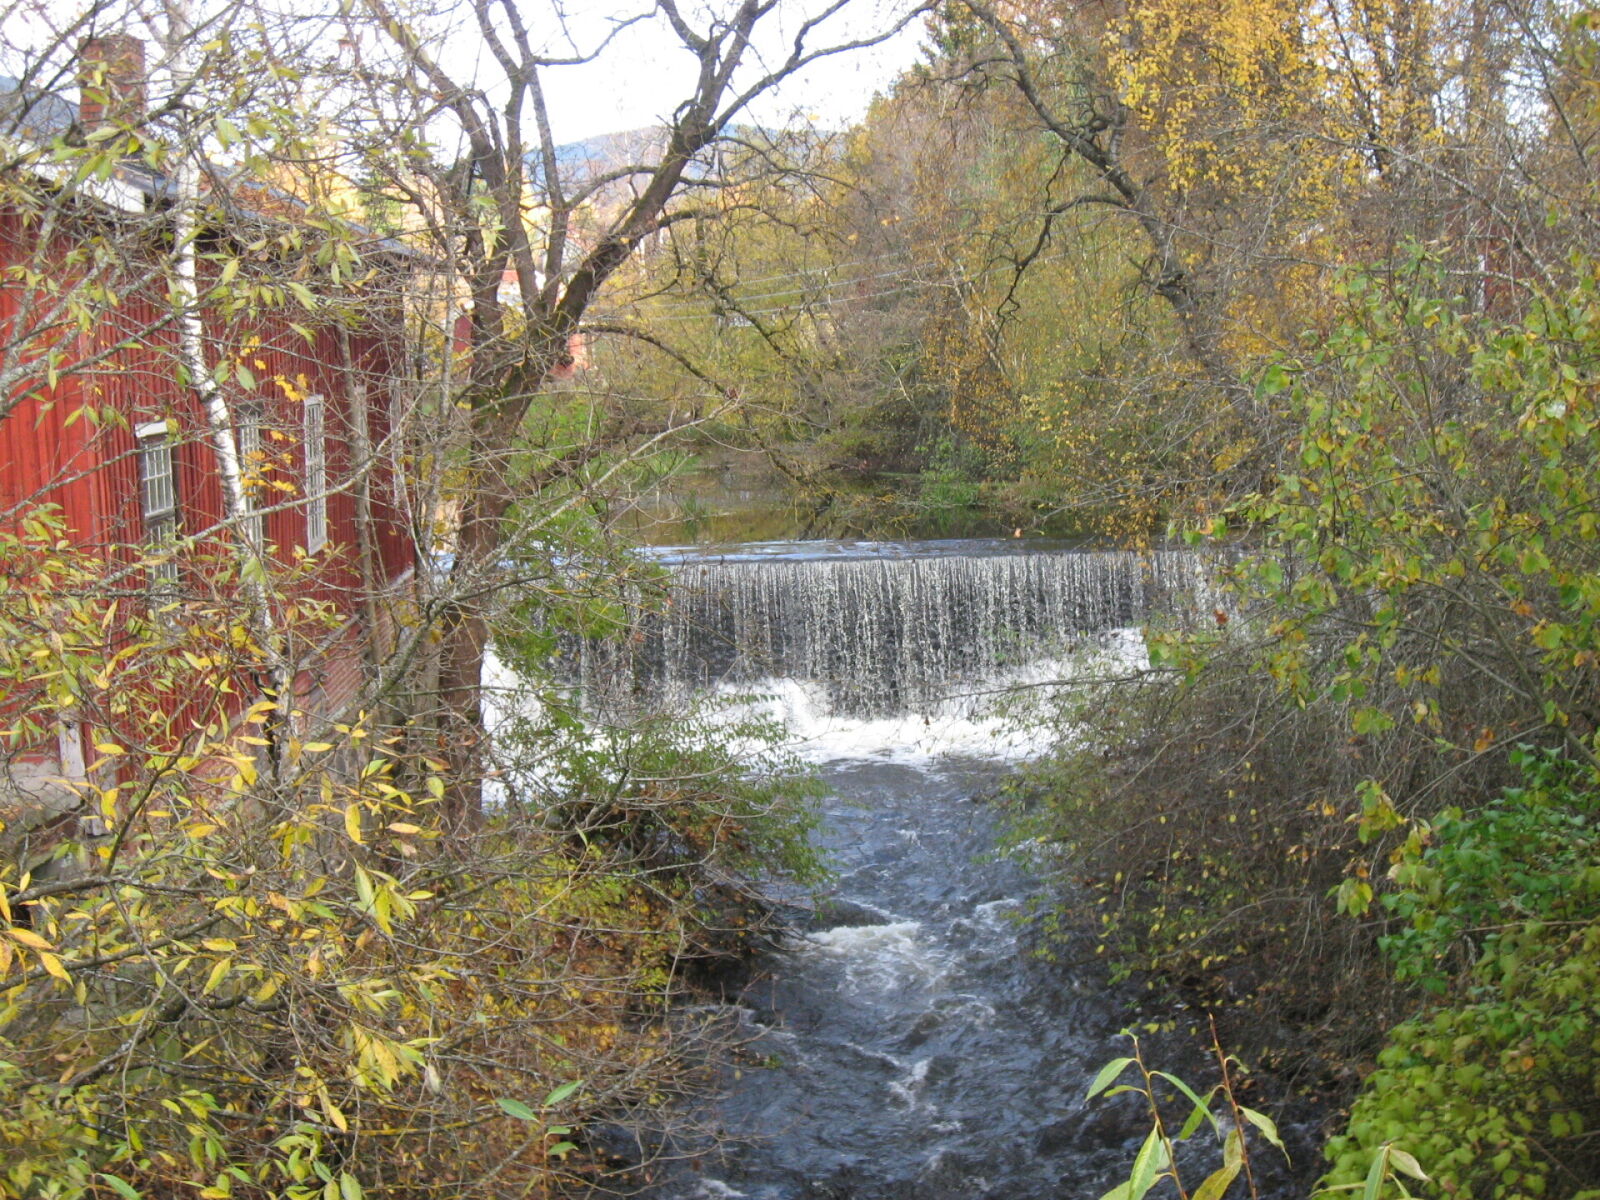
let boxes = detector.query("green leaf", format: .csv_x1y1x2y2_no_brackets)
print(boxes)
1336,877,1374,917
1128,1126,1170,1200
1087,1056,1135,1100
338,1172,363,1200
99,1175,143,1200
1193,1160,1241,1200
1153,1070,1220,1138
1240,1105,1287,1156
1352,706,1395,735
1362,1144,1390,1200
1257,363,1291,397
1387,1148,1427,1182
1223,1127,1244,1169
496,1097,538,1121
544,1080,581,1106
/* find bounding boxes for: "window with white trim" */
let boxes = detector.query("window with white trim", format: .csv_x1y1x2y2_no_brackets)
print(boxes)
303,393,327,552
136,419,179,587
234,400,264,551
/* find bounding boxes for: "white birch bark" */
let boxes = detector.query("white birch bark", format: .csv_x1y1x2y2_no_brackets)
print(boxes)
162,0,293,773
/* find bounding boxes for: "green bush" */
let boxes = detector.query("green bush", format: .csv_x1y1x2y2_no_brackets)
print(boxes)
1323,750,1600,1200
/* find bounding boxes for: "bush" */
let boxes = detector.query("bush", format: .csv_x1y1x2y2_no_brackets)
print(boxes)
1323,749,1600,1200
1004,648,1408,1073
1010,248,1600,1090
0,519,824,1199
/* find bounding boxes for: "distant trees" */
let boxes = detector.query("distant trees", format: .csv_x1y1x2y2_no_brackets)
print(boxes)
679,0,1597,536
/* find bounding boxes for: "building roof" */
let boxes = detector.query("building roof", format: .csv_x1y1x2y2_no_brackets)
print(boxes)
0,75,77,140
0,73,416,256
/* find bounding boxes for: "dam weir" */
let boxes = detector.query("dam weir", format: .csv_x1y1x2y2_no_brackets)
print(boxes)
578,539,1207,718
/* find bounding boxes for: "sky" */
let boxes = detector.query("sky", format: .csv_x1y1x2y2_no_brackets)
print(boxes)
0,0,931,152
446,0,931,144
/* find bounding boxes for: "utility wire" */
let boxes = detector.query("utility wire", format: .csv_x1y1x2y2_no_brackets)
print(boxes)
598,247,1074,325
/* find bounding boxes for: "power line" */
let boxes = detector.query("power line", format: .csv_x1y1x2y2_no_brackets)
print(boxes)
597,248,1074,325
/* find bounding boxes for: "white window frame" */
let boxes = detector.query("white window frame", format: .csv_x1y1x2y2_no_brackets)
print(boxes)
234,400,264,552
303,393,327,553
136,419,179,587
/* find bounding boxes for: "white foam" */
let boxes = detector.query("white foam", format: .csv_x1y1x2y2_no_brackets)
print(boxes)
974,897,1022,924
808,920,924,952
701,629,1147,767
935,993,997,1024
802,921,945,993
482,629,1149,796
888,1056,931,1107
689,1182,748,1199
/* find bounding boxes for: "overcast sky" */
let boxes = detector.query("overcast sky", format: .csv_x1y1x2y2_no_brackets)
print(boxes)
451,0,930,144
0,0,929,150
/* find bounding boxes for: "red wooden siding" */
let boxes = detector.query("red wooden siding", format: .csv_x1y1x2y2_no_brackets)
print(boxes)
0,200,415,768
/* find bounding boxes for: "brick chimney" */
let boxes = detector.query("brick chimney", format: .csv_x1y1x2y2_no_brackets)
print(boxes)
78,35,146,132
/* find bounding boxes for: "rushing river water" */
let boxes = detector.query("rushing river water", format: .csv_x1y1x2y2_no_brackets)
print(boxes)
564,540,1310,1199
659,749,1156,1200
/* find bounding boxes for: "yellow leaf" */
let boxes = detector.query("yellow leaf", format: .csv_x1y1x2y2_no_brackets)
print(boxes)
386,823,421,835
322,1094,348,1132
203,957,232,995
39,952,69,982
344,804,364,844
8,927,52,951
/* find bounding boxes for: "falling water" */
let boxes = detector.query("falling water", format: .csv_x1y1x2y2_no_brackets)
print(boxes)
577,540,1209,718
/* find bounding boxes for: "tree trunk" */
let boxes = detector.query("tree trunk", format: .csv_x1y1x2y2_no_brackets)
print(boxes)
434,484,510,832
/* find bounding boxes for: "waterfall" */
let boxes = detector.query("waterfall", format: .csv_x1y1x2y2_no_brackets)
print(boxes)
591,540,1302,1200
575,543,1206,717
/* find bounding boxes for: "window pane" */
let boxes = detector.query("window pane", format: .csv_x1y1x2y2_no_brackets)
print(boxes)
139,434,175,521
304,395,326,551
234,403,264,550
136,425,180,595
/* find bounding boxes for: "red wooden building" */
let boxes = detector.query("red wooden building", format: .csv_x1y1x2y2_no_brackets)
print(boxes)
0,40,416,839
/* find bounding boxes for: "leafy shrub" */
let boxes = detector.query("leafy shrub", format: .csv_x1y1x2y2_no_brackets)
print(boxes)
1004,653,1405,1072
1323,750,1600,1200
0,518,823,1199
1012,248,1600,1091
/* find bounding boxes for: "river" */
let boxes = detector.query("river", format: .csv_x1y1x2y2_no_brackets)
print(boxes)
570,539,1309,1199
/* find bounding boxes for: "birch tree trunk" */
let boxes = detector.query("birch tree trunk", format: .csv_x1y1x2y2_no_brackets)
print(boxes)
162,0,293,780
